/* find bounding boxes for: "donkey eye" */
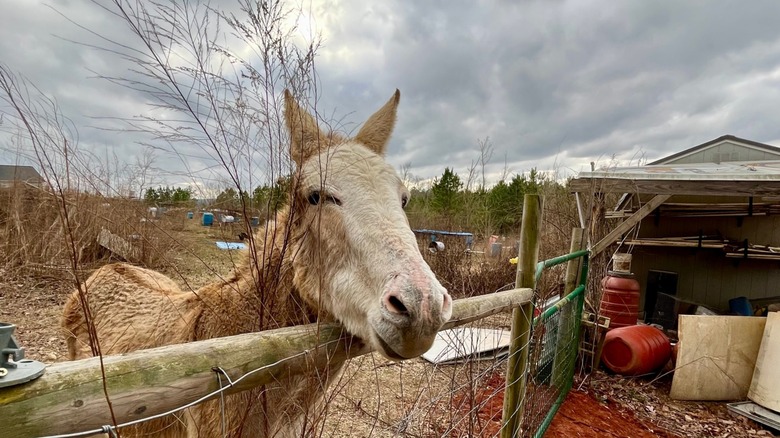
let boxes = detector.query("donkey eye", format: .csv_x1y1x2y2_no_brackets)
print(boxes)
401,195,409,208
308,191,341,206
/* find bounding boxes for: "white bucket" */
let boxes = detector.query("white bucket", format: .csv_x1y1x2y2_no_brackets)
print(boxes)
612,253,632,273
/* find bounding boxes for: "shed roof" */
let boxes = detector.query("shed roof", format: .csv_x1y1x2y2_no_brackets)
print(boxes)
0,165,44,182
570,160,780,196
649,135,780,165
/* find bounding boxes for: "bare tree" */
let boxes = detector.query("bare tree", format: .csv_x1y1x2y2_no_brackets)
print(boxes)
477,136,493,191
130,147,159,199
464,157,479,192
499,151,511,183
399,161,413,187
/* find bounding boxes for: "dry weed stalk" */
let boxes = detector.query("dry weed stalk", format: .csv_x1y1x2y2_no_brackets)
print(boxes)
0,63,121,428
1,1,590,435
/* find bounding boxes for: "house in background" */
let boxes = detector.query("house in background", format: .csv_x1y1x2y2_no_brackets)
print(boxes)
0,165,46,189
571,135,780,324
648,134,780,165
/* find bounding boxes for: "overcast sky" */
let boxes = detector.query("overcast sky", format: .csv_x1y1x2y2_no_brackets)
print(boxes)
3,0,780,194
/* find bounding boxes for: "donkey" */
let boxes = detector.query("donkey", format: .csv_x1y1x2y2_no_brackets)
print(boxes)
62,90,452,437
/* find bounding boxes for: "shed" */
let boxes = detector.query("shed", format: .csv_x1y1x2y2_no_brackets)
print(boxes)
570,135,780,321
0,165,45,189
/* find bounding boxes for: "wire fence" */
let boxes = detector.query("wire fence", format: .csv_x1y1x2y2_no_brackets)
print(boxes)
519,284,585,437
7,252,588,438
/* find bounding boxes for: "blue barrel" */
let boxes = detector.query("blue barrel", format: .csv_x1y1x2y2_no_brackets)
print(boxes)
202,212,214,226
187,211,194,219
729,296,753,316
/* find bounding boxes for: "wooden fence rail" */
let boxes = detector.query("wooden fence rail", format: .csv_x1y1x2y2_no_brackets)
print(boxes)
0,287,532,437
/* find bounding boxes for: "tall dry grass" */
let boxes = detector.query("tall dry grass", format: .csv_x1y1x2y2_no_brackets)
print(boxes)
0,184,176,275
0,0,592,435
411,181,581,301
419,238,517,299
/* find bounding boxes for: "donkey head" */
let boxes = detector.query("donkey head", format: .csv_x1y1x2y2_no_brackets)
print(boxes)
285,90,452,359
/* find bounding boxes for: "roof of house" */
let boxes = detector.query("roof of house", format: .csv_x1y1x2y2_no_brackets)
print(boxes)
648,134,780,165
0,165,44,182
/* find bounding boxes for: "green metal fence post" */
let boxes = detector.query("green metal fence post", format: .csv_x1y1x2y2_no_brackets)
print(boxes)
551,228,585,389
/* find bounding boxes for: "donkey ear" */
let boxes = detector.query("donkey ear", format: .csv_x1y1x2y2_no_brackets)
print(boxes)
354,89,400,155
284,89,327,165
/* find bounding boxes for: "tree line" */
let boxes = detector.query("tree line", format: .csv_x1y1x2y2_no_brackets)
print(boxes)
143,186,194,206
144,167,569,237
408,167,568,236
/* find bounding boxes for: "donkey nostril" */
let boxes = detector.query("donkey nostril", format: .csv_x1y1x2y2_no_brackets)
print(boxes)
386,294,409,315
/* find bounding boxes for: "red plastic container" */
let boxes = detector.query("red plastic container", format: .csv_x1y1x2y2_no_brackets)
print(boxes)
601,325,671,375
599,271,640,329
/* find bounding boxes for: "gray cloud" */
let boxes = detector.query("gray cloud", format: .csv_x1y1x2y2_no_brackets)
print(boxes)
4,0,780,191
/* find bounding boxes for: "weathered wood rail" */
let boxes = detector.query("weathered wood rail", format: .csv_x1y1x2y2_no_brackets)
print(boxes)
0,287,532,437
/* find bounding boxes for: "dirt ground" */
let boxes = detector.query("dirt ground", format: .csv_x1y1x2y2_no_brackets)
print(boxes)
546,390,678,438
1,219,778,437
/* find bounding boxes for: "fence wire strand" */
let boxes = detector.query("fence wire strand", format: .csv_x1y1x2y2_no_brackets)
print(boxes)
37,338,345,438
520,286,585,437
33,255,587,438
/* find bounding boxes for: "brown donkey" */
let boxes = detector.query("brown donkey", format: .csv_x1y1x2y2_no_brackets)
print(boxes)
62,90,452,437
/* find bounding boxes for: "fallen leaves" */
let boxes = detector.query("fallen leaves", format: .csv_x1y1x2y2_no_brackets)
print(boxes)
586,370,776,438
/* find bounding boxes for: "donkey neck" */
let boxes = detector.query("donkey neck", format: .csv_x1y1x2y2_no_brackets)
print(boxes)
195,207,320,336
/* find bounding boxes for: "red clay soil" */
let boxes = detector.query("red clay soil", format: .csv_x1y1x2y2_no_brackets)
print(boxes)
443,369,505,437
544,390,680,438
445,370,680,438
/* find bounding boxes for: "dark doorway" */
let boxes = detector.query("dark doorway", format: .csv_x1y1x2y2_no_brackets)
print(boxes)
646,270,678,328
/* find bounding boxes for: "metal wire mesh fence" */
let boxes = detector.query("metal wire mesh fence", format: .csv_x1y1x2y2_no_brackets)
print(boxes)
520,284,586,437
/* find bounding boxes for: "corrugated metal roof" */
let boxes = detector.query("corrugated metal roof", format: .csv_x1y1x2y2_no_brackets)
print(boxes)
580,160,780,182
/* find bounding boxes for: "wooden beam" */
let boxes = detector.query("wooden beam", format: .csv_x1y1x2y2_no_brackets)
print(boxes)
590,194,671,256
0,287,533,437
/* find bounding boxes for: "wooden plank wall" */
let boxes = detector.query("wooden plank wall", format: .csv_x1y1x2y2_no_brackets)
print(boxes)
628,213,780,312
668,141,780,164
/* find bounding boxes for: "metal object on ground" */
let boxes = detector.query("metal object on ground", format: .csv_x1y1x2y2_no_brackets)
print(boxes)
727,401,780,431
0,322,46,388
428,240,445,252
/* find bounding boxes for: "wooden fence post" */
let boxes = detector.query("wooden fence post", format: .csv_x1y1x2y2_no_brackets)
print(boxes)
501,194,542,438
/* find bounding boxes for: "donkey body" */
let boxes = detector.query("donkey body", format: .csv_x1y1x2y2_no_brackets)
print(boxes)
62,90,452,437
